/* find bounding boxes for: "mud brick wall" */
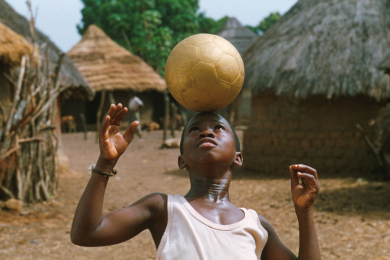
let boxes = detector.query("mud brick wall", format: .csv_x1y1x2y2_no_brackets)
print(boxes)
243,92,381,174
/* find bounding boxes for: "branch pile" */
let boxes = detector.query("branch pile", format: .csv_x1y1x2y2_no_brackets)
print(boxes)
0,46,65,202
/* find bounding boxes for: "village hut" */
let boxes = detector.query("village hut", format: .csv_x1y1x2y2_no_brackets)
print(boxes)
242,0,390,174
67,24,167,129
0,19,94,201
216,17,258,125
0,22,37,122
0,0,94,131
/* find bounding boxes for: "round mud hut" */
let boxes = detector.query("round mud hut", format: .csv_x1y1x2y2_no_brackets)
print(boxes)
67,25,167,128
243,0,390,174
217,17,259,125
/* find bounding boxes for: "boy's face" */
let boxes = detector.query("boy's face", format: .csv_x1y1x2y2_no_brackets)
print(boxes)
179,113,242,171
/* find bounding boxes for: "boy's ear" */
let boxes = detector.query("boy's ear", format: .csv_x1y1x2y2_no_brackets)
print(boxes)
178,155,188,170
233,152,243,167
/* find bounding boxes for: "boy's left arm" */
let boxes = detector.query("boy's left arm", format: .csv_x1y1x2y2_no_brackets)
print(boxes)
260,164,321,260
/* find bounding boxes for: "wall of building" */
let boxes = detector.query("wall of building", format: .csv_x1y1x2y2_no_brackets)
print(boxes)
243,92,382,174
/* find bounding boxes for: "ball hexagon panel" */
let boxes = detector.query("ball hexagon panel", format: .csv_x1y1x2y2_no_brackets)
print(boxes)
198,42,224,64
173,44,200,71
236,54,245,76
169,39,187,57
171,69,193,94
186,34,214,46
170,88,186,108
229,74,245,102
165,55,175,85
208,80,231,103
190,61,219,92
213,36,239,56
207,100,231,112
183,88,213,112
216,54,240,84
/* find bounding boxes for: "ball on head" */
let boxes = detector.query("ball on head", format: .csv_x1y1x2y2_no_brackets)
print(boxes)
165,34,244,112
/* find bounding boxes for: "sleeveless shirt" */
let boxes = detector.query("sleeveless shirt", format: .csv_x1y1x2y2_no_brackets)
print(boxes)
155,194,268,260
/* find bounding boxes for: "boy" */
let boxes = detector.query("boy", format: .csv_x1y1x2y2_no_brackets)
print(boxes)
71,104,321,260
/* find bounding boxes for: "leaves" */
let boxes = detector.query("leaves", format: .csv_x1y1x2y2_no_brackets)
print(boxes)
246,12,282,36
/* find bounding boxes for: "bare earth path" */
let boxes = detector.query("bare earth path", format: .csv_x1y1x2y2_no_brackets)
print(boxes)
0,130,390,260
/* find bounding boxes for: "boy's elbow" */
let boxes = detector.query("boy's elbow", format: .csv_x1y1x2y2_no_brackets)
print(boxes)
70,231,88,246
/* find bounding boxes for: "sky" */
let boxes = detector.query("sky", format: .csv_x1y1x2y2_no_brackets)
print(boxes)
6,0,298,52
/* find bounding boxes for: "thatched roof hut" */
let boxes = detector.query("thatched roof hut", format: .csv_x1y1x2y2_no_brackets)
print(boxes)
0,0,93,99
68,25,166,92
243,0,390,101
216,17,259,125
217,17,258,55
243,0,390,175
0,23,37,68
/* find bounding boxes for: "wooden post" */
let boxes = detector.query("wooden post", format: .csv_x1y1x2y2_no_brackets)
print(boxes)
170,102,177,138
108,91,115,105
96,89,106,143
163,91,170,141
79,113,88,140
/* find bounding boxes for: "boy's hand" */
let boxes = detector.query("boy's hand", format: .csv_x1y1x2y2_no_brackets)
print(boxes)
99,104,139,161
289,164,320,211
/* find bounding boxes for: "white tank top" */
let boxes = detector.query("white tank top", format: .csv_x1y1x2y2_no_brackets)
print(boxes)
155,194,268,260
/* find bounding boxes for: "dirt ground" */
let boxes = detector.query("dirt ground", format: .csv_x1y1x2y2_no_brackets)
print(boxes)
1,130,390,260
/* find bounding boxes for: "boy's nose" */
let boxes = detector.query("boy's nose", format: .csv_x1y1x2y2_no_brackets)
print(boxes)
199,129,215,138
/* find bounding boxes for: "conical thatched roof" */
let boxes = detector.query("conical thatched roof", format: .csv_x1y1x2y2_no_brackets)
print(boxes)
380,55,390,75
243,0,390,100
0,22,37,67
68,25,167,92
217,17,258,55
0,0,94,99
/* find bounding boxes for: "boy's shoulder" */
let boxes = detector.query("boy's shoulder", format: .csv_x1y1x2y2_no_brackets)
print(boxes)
142,192,167,210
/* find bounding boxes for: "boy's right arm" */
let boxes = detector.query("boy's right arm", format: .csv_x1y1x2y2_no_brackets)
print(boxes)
70,104,167,247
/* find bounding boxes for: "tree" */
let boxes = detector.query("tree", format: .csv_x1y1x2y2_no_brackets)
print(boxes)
247,12,282,35
78,0,224,76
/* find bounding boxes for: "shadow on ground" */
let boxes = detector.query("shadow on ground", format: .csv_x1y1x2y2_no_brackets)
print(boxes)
314,181,390,219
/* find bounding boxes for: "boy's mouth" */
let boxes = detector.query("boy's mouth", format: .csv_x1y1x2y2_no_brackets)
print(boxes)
197,138,217,148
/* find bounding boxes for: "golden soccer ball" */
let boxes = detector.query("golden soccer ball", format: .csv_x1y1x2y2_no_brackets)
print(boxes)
165,34,244,112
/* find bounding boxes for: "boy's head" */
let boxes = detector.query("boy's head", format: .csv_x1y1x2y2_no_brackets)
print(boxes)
178,112,242,173
179,112,241,155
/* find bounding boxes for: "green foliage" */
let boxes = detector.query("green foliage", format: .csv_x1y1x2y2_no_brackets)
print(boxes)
78,0,224,76
247,12,282,35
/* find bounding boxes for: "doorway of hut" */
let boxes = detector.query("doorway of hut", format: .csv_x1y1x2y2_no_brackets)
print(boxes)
84,90,165,131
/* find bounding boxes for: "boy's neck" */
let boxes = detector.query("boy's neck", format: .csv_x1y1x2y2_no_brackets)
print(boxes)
186,173,231,202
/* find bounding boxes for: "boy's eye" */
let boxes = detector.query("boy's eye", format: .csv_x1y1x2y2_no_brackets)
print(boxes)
215,125,226,131
188,126,199,133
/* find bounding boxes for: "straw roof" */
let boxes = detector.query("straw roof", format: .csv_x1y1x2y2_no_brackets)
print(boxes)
243,0,390,100
0,0,94,100
217,17,259,55
68,25,167,92
0,22,37,67
380,55,390,75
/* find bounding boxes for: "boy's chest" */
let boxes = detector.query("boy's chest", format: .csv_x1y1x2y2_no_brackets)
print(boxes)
188,201,245,225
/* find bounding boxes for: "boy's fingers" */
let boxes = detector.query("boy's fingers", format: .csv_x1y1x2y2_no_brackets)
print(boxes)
295,164,318,180
289,165,300,188
297,172,319,191
123,121,139,143
103,104,116,124
111,104,123,124
113,107,128,126
100,115,111,139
